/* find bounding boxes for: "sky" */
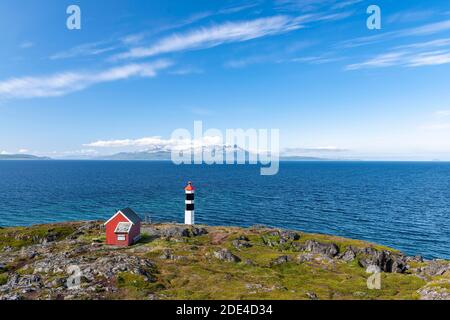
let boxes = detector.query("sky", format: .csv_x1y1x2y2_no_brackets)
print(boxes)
1,0,450,160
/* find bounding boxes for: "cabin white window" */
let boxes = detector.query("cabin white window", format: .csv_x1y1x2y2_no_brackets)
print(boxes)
117,235,126,241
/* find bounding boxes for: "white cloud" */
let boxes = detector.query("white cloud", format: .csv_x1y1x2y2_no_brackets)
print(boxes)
341,19,450,48
346,52,407,70
169,66,203,75
407,51,450,67
395,38,450,50
84,135,228,153
0,60,172,99
18,149,29,153
288,54,343,64
50,41,118,60
114,16,305,60
346,42,450,70
387,10,435,25
331,0,362,10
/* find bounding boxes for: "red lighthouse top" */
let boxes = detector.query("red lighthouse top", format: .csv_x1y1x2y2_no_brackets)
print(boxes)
185,181,195,191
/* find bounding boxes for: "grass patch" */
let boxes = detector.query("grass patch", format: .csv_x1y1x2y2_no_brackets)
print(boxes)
0,273,8,286
0,224,78,250
116,272,164,299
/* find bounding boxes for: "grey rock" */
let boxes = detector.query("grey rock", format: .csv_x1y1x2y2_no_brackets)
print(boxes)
406,255,424,263
159,249,174,260
419,260,450,277
213,249,241,263
418,283,450,300
306,292,318,300
237,235,250,241
358,248,407,273
338,247,357,262
154,226,208,239
297,253,314,263
271,255,292,266
261,230,300,248
280,230,300,241
303,240,339,258
243,259,255,266
232,239,252,250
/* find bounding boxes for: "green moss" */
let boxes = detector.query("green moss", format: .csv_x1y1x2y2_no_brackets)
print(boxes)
0,224,78,250
0,222,444,300
0,273,8,286
116,272,164,299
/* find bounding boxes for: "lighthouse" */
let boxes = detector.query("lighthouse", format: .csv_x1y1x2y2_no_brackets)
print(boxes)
184,181,195,225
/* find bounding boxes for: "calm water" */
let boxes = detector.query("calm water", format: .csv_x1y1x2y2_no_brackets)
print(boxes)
0,161,449,259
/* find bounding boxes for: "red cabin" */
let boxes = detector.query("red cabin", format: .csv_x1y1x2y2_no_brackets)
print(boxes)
104,208,142,246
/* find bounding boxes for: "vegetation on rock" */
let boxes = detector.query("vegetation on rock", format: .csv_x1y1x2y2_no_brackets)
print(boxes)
0,222,448,300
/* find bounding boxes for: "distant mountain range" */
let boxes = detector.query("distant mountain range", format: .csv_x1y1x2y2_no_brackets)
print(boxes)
95,151,172,160
0,154,51,160
0,151,329,161
95,150,327,161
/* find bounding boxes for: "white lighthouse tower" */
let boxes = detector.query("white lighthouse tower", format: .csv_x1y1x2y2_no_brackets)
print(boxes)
184,181,195,225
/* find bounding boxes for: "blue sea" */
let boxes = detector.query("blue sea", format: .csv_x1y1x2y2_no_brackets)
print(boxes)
0,161,449,259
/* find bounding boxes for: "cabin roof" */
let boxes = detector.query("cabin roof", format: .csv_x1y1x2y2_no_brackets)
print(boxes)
114,222,132,233
104,207,142,226
119,207,142,224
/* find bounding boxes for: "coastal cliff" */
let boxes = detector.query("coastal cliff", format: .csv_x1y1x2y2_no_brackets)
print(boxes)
0,222,449,300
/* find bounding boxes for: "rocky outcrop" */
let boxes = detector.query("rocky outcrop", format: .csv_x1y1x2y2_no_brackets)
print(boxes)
213,249,241,263
358,247,407,273
302,240,340,258
417,260,450,277
338,246,357,262
0,221,448,300
261,230,300,248
142,225,208,239
418,280,450,300
232,235,252,250
271,255,292,266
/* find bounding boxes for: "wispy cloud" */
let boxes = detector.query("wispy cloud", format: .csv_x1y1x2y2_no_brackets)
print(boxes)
408,51,450,67
225,55,274,68
387,10,435,25
341,19,450,48
346,52,407,70
394,38,450,50
347,49,450,70
169,66,203,75
275,0,361,12
50,41,117,60
115,12,351,61
0,60,172,99
331,0,363,10
346,35,450,70
288,54,344,64
114,16,306,60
